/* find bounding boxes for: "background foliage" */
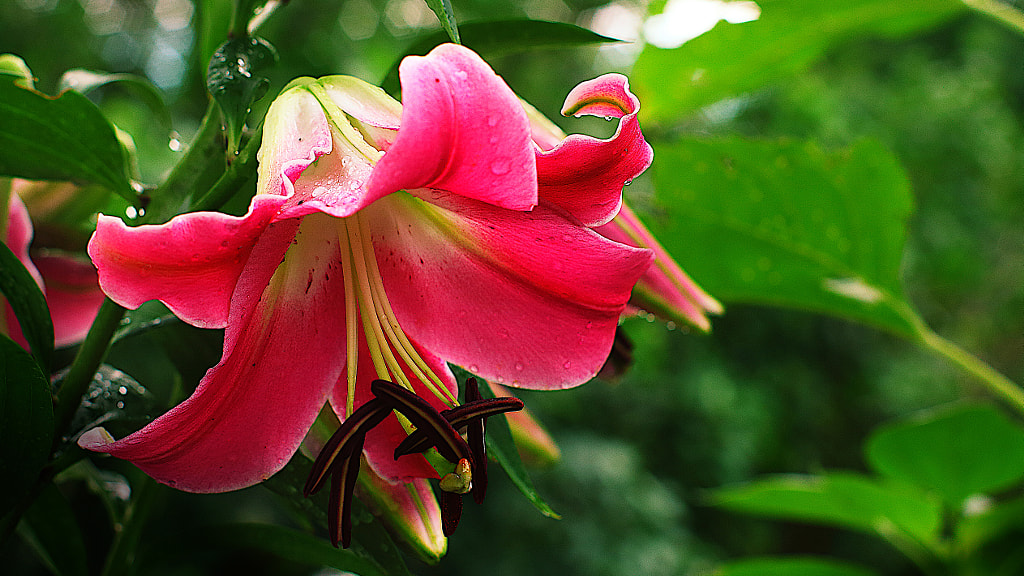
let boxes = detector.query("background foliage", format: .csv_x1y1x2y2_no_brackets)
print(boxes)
2,0,1024,575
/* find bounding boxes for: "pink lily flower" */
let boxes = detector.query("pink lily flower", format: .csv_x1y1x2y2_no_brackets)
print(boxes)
79,44,654,494
2,181,104,350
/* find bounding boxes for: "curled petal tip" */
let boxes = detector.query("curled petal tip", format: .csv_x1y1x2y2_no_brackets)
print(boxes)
560,73,639,120
78,427,115,450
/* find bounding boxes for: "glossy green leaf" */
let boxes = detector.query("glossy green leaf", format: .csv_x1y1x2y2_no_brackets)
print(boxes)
0,335,53,517
424,0,460,44
717,557,878,576
206,35,277,153
469,372,559,519
0,241,53,372
67,364,159,443
382,20,619,94
19,482,88,576
711,472,942,543
646,137,923,339
0,73,136,203
58,69,171,128
211,523,393,576
633,0,965,122
866,403,1024,506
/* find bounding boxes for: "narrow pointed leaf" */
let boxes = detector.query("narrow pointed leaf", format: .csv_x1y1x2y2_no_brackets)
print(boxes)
0,335,53,517
475,376,559,519
382,20,621,94
647,138,923,339
0,241,53,372
0,74,135,203
207,35,277,153
423,0,460,44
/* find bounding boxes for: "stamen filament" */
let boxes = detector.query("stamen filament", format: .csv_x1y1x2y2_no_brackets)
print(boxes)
355,215,457,405
336,226,360,418
344,217,405,388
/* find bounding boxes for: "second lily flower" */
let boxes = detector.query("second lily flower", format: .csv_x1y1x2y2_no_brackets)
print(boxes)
81,44,655,492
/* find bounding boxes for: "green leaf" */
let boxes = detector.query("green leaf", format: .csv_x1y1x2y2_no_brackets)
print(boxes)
210,523,393,576
0,241,53,372
381,20,620,94
0,73,136,203
716,556,879,576
646,137,923,338
0,335,53,517
866,403,1024,506
710,472,942,544
19,482,88,576
633,0,966,122
58,69,171,129
424,0,460,44
66,364,160,443
469,373,559,519
206,35,277,153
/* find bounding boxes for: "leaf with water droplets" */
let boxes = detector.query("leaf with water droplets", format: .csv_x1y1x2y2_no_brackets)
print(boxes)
207,35,278,154
645,137,922,338
66,364,159,444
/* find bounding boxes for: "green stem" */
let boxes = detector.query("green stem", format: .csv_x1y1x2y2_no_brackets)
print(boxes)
100,472,161,576
964,0,1024,36
51,298,126,448
189,122,263,212
920,327,1024,418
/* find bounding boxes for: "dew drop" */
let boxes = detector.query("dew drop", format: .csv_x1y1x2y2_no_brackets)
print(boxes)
495,376,505,384
486,115,498,127
118,386,128,395
490,160,509,175
515,362,524,371
585,321,593,329
563,361,572,369
469,364,479,373
603,116,614,121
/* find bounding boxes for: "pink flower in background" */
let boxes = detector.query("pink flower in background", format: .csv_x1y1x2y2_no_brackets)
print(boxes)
2,182,103,350
79,44,654,494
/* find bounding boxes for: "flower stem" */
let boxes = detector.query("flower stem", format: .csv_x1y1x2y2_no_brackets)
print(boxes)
920,326,1024,418
100,471,162,576
51,297,126,448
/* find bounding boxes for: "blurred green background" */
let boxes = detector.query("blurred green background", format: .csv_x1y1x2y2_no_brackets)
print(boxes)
3,0,1023,574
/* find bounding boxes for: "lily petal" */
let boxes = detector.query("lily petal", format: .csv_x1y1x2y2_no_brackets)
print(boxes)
366,192,653,389
596,203,722,330
3,193,44,348
87,194,285,329
32,252,104,347
536,74,653,227
79,215,348,492
256,80,334,200
365,44,538,211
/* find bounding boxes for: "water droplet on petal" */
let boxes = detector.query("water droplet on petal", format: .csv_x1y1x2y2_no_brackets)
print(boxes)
514,362,524,371
469,364,479,373
490,160,509,175
487,115,498,127
495,376,505,384
585,321,593,329
563,361,572,369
